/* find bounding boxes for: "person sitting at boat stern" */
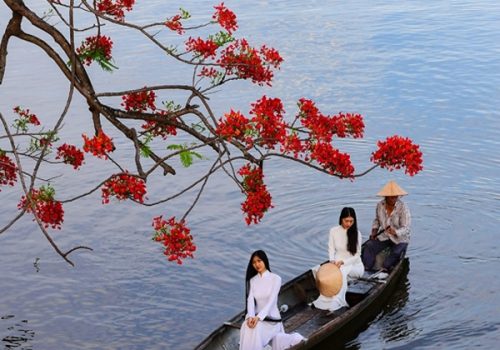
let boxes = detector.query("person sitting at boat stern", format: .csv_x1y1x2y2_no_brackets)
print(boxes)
239,250,304,350
312,207,364,312
362,180,411,273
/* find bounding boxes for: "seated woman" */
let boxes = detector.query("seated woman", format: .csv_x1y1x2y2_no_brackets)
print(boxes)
239,250,304,350
312,207,365,311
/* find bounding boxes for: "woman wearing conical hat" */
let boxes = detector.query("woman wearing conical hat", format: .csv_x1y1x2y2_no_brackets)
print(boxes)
361,180,412,272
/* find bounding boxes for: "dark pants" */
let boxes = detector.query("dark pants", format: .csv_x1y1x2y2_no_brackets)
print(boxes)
362,239,408,271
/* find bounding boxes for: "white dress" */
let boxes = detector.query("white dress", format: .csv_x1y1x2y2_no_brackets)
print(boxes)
239,271,304,350
312,225,364,311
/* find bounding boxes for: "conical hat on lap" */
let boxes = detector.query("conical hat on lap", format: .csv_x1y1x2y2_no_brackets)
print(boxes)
377,180,408,196
316,263,342,297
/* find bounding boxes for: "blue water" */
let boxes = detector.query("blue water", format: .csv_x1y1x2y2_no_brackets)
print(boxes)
1,1,499,349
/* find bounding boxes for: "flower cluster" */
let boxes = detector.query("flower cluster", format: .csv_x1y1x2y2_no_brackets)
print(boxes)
96,0,135,21
218,39,283,86
18,185,64,229
0,153,17,190
238,164,273,225
82,129,115,159
213,2,238,34
13,106,40,132
250,96,286,149
152,216,196,264
165,8,190,34
310,142,354,178
76,35,115,70
141,117,178,140
101,173,147,204
216,110,251,143
371,135,423,176
165,14,184,34
298,99,364,143
56,144,84,170
185,37,219,59
121,89,157,112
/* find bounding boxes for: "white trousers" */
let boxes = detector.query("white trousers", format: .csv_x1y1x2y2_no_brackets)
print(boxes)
239,321,304,350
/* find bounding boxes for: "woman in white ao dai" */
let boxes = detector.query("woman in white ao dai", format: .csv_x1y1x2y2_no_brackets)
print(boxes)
313,207,364,311
239,250,304,350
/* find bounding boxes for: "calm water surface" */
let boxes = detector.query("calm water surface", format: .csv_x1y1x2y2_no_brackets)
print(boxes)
1,1,499,349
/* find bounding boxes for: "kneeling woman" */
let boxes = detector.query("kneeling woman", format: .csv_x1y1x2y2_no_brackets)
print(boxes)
240,250,303,350
313,207,365,311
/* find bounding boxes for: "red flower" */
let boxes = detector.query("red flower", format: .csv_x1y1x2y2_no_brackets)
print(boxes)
185,37,219,59
56,144,85,170
238,164,273,225
165,14,184,34
250,96,286,149
371,135,423,176
101,173,147,204
218,39,282,86
213,3,238,34
97,0,135,21
12,106,41,132
141,113,178,140
82,129,115,159
121,89,157,112
76,35,115,70
152,216,196,264
0,153,17,190
310,142,354,178
281,133,305,158
18,185,64,229
216,109,252,143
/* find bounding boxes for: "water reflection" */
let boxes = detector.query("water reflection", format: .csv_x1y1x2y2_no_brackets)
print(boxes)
1,315,35,349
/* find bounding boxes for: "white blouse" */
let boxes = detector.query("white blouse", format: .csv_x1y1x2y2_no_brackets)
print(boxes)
246,270,282,321
328,225,362,266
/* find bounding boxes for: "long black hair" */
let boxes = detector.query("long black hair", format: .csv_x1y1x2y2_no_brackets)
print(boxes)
245,250,271,312
338,207,359,255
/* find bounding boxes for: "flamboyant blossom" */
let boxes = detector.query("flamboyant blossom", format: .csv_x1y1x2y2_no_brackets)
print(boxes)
82,129,115,159
152,216,196,264
12,106,40,132
213,3,238,34
371,135,423,176
310,142,355,178
218,39,283,86
281,133,305,158
165,14,184,34
185,37,219,59
76,35,116,71
56,144,85,170
0,153,17,190
141,111,178,140
216,110,252,143
238,164,273,225
250,96,286,149
18,185,64,229
121,89,157,112
96,0,135,21
101,173,147,204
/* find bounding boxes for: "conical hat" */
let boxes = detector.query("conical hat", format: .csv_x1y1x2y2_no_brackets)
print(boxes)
316,263,343,297
377,180,408,196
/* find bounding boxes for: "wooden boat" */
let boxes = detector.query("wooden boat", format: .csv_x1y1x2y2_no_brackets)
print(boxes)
195,253,409,350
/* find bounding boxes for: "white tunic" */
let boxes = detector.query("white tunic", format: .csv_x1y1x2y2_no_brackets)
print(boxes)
240,271,304,350
313,225,364,311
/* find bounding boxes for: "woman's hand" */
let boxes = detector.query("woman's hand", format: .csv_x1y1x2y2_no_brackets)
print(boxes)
333,260,344,268
246,316,259,328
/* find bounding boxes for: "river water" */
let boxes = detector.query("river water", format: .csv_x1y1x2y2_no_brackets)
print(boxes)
1,1,499,349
